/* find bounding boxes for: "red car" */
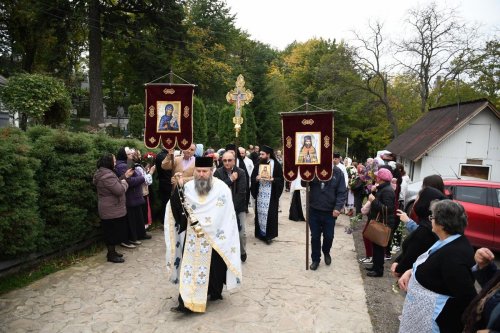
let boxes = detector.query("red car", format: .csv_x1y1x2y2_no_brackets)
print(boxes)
444,180,500,251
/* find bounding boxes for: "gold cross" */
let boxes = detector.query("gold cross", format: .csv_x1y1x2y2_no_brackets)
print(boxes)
201,239,210,248
226,74,254,138
188,238,196,247
198,271,206,280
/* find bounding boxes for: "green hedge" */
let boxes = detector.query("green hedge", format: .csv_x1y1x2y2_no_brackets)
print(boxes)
0,126,160,260
0,128,42,257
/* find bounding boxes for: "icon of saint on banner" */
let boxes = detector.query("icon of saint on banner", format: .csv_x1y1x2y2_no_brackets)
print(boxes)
295,132,321,165
157,101,181,132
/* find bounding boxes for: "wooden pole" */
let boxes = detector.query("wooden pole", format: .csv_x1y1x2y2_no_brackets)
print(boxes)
305,98,310,270
306,182,310,270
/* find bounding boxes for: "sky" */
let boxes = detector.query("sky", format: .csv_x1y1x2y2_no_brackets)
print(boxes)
225,0,499,50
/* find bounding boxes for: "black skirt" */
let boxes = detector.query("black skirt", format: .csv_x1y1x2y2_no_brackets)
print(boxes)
101,215,127,245
289,190,305,221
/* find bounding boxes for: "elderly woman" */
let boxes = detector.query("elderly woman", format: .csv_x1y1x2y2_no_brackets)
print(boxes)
398,200,477,333
365,167,395,277
93,153,133,263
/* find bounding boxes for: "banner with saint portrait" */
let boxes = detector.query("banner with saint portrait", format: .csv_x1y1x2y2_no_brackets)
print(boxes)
143,83,195,149
281,111,334,182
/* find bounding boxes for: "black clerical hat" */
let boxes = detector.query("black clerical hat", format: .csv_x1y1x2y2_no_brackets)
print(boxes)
333,152,341,158
225,143,237,152
195,157,213,167
261,145,273,154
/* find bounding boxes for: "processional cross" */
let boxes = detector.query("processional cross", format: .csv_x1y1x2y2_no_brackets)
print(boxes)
226,74,254,138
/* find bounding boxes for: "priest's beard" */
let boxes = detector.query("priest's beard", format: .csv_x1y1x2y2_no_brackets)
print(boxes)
194,175,213,196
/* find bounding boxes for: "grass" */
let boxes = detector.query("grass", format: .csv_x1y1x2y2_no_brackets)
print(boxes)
0,242,105,296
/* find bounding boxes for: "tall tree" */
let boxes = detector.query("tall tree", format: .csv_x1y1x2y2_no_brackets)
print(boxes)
466,40,500,107
395,2,477,113
0,0,86,76
89,0,186,126
88,0,104,127
351,21,399,138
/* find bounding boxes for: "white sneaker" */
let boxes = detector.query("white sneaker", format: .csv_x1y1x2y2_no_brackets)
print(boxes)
391,246,401,254
358,257,372,264
129,240,142,245
120,242,136,249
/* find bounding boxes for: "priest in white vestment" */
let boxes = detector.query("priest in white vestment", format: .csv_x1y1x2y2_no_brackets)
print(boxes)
165,157,242,313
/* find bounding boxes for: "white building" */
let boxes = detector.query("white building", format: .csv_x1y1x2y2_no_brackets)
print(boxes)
386,99,500,182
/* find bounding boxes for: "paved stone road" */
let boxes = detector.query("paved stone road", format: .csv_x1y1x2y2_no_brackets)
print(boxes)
0,191,373,333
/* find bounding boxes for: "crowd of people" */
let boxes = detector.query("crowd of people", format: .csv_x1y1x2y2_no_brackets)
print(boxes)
93,145,499,330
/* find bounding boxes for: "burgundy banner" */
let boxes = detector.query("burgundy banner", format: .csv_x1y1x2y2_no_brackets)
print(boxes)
143,84,194,149
281,111,334,182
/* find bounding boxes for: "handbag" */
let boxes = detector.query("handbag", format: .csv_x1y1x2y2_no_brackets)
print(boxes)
362,206,391,247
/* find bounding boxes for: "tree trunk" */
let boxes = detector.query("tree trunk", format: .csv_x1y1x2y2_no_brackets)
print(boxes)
20,113,28,131
384,104,399,139
88,0,104,127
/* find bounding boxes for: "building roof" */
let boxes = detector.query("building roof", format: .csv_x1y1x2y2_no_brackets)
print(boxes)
386,99,500,162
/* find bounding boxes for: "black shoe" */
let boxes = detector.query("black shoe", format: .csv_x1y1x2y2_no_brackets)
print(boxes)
139,233,152,240
170,305,193,314
366,271,383,277
241,253,247,262
107,255,125,263
324,254,332,265
310,261,319,270
365,266,376,271
115,252,123,257
266,239,272,245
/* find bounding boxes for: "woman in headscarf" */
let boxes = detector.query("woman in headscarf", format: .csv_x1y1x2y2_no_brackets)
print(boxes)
364,167,395,277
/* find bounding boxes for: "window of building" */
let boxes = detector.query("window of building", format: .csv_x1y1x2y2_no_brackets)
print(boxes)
459,164,490,180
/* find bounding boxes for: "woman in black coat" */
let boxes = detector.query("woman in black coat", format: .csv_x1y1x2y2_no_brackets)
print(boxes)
398,200,476,333
365,168,395,277
392,175,446,277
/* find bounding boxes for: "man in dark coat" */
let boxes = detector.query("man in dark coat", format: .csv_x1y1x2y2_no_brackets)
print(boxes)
308,164,347,270
250,145,284,244
214,151,248,262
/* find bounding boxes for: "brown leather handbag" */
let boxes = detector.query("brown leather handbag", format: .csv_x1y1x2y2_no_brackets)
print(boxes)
362,206,391,247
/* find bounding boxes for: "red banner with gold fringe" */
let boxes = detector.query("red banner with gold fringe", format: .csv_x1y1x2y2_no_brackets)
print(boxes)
143,84,195,149
281,111,334,182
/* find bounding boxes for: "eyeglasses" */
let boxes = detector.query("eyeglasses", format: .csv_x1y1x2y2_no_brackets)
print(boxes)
428,215,435,222
222,159,233,162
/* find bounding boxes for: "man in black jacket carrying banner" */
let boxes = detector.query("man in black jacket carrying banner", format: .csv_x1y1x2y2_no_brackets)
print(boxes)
308,162,347,270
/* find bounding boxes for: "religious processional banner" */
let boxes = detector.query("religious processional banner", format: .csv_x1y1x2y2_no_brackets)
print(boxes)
143,83,195,149
281,111,334,182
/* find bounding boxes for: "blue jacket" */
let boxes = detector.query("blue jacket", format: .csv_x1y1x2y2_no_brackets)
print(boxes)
309,166,347,212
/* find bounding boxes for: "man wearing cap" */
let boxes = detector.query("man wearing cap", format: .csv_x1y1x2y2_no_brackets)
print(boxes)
307,160,347,270
250,145,284,244
165,157,242,313
214,151,248,262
